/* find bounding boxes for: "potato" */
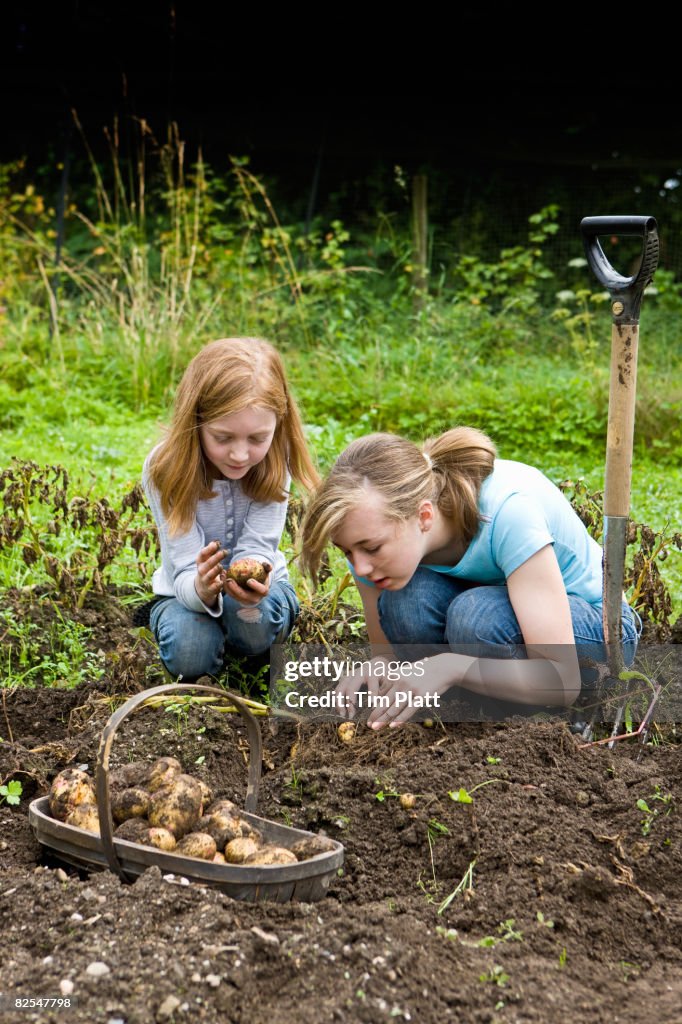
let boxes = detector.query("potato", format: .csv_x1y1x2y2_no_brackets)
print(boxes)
290,836,336,861
144,827,177,852
114,818,151,842
337,722,356,744
111,787,150,824
175,832,218,860
197,779,214,813
49,769,96,822
223,558,270,588
113,819,176,851
198,810,244,848
145,757,183,794
213,851,226,864
109,761,149,791
148,774,203,838
236,819,262,843
65,803,100,834
205,798,240,817
399,793,417,810
115,818,149,841
224,837,261,863
243,845,298,866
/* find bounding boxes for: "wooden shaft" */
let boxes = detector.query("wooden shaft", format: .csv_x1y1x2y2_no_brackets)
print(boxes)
604,322,639,518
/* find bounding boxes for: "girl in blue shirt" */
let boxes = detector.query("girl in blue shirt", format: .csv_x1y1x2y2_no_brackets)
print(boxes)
300,427,640,725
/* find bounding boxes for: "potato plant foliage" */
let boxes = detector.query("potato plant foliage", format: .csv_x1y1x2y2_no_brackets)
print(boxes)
559,477,682,636
0,458,160,608
0,458,678,638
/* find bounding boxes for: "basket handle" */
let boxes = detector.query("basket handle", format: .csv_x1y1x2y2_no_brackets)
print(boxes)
95,683,263,881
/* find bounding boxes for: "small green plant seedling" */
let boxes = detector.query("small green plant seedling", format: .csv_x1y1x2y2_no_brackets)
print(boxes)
287,765,303,800
472,919,523,948
619,960,640,982
165,698,191,736
478,965,509,988
375,788,399,802
437,858,476,914
637,785,674,836
449,787,473,804
448,779,508,804
0,780,23,806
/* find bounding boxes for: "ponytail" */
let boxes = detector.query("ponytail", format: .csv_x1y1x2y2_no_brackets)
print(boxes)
424,427,496,542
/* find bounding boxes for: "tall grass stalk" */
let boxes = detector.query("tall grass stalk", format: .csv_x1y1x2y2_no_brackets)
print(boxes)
6,115,220,409
67,114,218,406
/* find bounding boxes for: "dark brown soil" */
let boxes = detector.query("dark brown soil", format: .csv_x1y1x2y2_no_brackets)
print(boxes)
1,590,681,1024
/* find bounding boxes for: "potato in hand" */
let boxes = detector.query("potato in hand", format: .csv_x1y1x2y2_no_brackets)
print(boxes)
222,558,271,589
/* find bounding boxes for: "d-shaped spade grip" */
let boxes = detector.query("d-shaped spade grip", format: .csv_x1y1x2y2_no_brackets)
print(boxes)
580,216,659,323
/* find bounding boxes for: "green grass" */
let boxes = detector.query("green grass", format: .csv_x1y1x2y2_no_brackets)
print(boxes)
1,153,680,624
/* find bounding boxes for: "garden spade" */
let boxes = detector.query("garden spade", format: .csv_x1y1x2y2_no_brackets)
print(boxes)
580,215,659,736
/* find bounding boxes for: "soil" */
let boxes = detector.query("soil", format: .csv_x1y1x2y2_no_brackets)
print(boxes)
1,590,681,1024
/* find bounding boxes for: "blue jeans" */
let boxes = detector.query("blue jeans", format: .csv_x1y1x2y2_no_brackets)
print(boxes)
377,568,641,679
150,580,299,679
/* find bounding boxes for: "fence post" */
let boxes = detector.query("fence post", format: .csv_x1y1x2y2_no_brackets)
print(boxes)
412,173,428,311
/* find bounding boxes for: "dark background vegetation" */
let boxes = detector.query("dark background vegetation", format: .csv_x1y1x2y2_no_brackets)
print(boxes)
3,4,682,269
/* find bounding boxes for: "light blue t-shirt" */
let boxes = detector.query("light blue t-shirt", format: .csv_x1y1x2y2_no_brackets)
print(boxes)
356,460,604,607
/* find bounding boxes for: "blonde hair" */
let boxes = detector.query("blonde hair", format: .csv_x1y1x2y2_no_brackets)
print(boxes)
148,337,319,535
300,427,496,579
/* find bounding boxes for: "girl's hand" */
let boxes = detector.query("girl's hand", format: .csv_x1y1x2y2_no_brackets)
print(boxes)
224,562,273,606
335,656,397,720
364,654,459,729
195,540,229,607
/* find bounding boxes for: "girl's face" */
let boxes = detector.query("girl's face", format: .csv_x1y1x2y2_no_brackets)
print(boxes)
199,406,277,480
331,490,430,590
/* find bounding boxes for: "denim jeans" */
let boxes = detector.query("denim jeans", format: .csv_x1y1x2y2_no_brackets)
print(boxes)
149,579,299,679
377,568,641,679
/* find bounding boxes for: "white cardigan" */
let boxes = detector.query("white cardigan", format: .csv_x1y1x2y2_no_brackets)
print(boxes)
142,450,290,617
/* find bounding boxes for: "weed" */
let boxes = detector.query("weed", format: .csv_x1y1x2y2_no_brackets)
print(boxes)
286,766,303,802
496,919,523,943
637,785,674,836
0,606,105,689
375,788,399,803
423,818,450,890
0,779,22,806
448,779,508,804
559,477,682,636
164,699,192,736
416,875,437,904
619,960,640,982
449,787,473,804
478,965,509,988
0,459,159,609
437,859,476,914
225,655,271,702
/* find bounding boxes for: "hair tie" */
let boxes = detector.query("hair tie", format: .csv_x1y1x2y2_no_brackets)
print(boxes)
423,451,433,470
